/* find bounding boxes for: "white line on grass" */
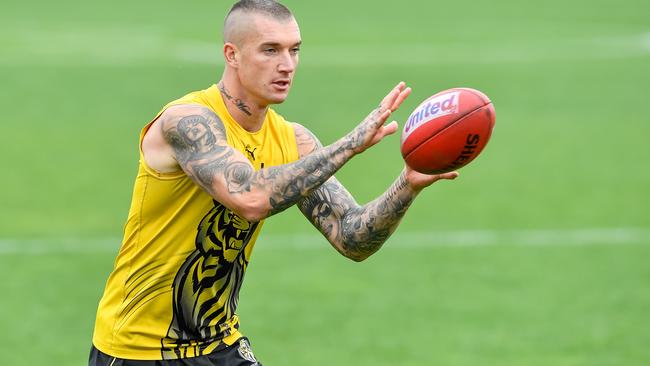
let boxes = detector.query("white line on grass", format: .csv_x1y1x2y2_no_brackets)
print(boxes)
2,25,649,66
1,228,648,254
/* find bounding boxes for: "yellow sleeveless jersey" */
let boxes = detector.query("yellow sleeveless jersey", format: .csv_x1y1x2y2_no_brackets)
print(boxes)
92,85,299,360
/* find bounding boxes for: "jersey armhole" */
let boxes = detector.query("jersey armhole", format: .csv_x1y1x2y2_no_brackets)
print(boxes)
138,113,186,180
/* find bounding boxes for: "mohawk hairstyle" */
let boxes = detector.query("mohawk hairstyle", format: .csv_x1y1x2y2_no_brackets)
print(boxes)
223,0,294,44
226,0,293,21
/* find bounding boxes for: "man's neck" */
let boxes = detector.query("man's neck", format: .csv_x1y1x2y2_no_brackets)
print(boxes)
217,81,268,132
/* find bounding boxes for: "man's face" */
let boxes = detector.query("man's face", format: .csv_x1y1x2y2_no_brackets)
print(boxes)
236,14,301,106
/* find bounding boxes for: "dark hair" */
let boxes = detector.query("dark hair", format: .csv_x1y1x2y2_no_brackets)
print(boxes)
227,0,293,20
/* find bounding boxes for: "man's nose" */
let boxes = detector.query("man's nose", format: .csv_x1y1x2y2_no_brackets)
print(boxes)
277,51,296,73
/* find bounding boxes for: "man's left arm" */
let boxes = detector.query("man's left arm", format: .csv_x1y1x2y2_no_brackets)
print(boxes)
294,123,457,262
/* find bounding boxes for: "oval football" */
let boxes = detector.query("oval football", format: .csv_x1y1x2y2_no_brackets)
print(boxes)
400,88,496,174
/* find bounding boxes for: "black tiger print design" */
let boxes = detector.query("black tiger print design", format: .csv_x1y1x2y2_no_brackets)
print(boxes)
161,202,258,359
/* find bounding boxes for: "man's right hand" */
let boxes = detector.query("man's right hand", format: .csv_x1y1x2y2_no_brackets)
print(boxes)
344,82,411,154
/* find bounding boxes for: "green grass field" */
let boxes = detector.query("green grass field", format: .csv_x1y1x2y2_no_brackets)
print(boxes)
1,0,649,365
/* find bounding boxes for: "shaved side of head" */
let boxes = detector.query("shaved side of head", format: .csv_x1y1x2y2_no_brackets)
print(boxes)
223,0,294,46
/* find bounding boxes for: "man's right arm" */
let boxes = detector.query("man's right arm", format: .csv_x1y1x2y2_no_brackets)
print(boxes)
154,82,411,222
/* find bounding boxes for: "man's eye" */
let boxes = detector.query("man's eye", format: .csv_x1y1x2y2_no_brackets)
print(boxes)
264,48,277,54
291,48,300,55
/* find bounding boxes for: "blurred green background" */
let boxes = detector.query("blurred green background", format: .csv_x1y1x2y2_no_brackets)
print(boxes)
1,0,649,365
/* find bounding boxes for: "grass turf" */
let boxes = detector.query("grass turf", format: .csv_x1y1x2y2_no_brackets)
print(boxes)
0,0,649,364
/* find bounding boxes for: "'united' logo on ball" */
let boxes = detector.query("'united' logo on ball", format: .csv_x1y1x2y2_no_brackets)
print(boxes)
403,91,459,137
400,88,496,174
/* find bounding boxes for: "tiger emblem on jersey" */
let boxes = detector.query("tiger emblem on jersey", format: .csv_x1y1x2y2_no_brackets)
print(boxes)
161,202,258,359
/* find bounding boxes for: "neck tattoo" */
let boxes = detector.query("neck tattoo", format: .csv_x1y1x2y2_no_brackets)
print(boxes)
218,83,252,116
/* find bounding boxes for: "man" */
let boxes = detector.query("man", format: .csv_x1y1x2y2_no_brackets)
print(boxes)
89,0,458,365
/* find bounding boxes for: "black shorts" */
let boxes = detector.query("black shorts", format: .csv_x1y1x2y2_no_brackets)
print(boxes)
89,338,262,366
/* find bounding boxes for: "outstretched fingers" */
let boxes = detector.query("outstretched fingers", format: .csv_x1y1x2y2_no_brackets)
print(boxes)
352,82,413,153
390,86,411,111
380,82,411,112
369,82,411,133
383,82,405,103
434,171,460,181
369,121,399,146
404,167,460,191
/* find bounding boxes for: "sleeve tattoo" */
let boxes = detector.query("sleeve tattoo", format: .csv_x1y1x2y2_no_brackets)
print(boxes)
160,106,358,220
298,173,416,261
294,124,417,261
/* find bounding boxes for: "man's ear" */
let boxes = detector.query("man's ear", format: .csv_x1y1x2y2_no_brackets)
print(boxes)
224,42,240,67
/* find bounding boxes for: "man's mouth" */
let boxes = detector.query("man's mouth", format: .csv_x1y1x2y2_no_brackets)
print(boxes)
271,79,291,90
